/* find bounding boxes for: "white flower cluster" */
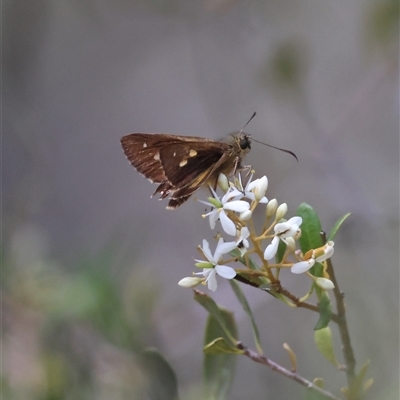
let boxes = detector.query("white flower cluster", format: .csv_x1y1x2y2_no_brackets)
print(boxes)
178,173,334,292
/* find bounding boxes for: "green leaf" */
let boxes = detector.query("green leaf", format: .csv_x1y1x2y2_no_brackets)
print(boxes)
140,348,179,400
346,361,371,399
327,213,351,241
297,203,324,276
203,307,239,400
194,290,237,346
204,337,244,355
229,280,263,354
297,203,323,253
304,389,327,400
314,291,332,330
314,327,339,367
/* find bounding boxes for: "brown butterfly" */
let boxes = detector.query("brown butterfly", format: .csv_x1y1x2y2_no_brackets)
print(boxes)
120,131,252,209
120,113,297,209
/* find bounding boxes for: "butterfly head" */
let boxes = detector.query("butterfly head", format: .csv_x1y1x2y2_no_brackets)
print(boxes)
238,133,251,150
229,132,252,155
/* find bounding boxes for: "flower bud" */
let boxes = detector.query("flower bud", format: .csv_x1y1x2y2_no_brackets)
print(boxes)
284,237,296,252
254,176,268,201
276,203,288,220
217,174,229,191
239,209,252,221
178,277,203,288
266,198,278,218
315,277,335,290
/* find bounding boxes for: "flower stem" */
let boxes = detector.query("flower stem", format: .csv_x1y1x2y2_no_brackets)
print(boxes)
324,245,357,386
237,342,342,400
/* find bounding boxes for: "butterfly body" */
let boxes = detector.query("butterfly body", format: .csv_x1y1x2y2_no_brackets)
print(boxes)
120,132,251,209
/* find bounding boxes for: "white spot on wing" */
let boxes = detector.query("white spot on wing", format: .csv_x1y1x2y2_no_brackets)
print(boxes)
189,149,197,157
179,159,188,167
143,142,148,148
154,153,160,161
173,152,176,157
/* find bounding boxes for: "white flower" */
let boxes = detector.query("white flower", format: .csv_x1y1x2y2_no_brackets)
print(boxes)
200,187,250,236
275,216,302,239
236,227,250,256
236,173,268,203
264,216,303,260
194,238,237,291
218,226,251,259
247,175,268,202
291,241,335,274
315,241,335,262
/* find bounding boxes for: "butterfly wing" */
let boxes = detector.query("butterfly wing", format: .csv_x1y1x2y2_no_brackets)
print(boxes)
121,133,231,208
159,142,231,208
121,133,171,184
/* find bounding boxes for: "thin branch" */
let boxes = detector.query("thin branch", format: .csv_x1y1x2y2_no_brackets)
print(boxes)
323,241,357,386
273,283,340,323
237,342,342,400
326,253,356,387
234,274,340,323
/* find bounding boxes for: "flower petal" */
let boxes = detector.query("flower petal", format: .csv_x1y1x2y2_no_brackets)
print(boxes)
215,240,237,259
219,210,237,236
215,265,236,279
223,200,250,212
198,199,214,207
287,216,303,229
225,187,244,201
239,227,250,240
315,241,335,262
264,236,280,260
206,209,219,230
201,239,213,262
244,192,256,201
209,185,220,201
291,259,315,274
205,269,218,291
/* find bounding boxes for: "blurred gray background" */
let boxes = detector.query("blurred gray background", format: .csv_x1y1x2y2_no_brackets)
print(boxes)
4,1,399,399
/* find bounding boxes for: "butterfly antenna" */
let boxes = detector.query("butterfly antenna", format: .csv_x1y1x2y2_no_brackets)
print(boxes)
240,112,298,161
252,137,298,161
239,112,257,134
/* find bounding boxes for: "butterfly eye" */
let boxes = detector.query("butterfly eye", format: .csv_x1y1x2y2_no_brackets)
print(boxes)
239,136,251,150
